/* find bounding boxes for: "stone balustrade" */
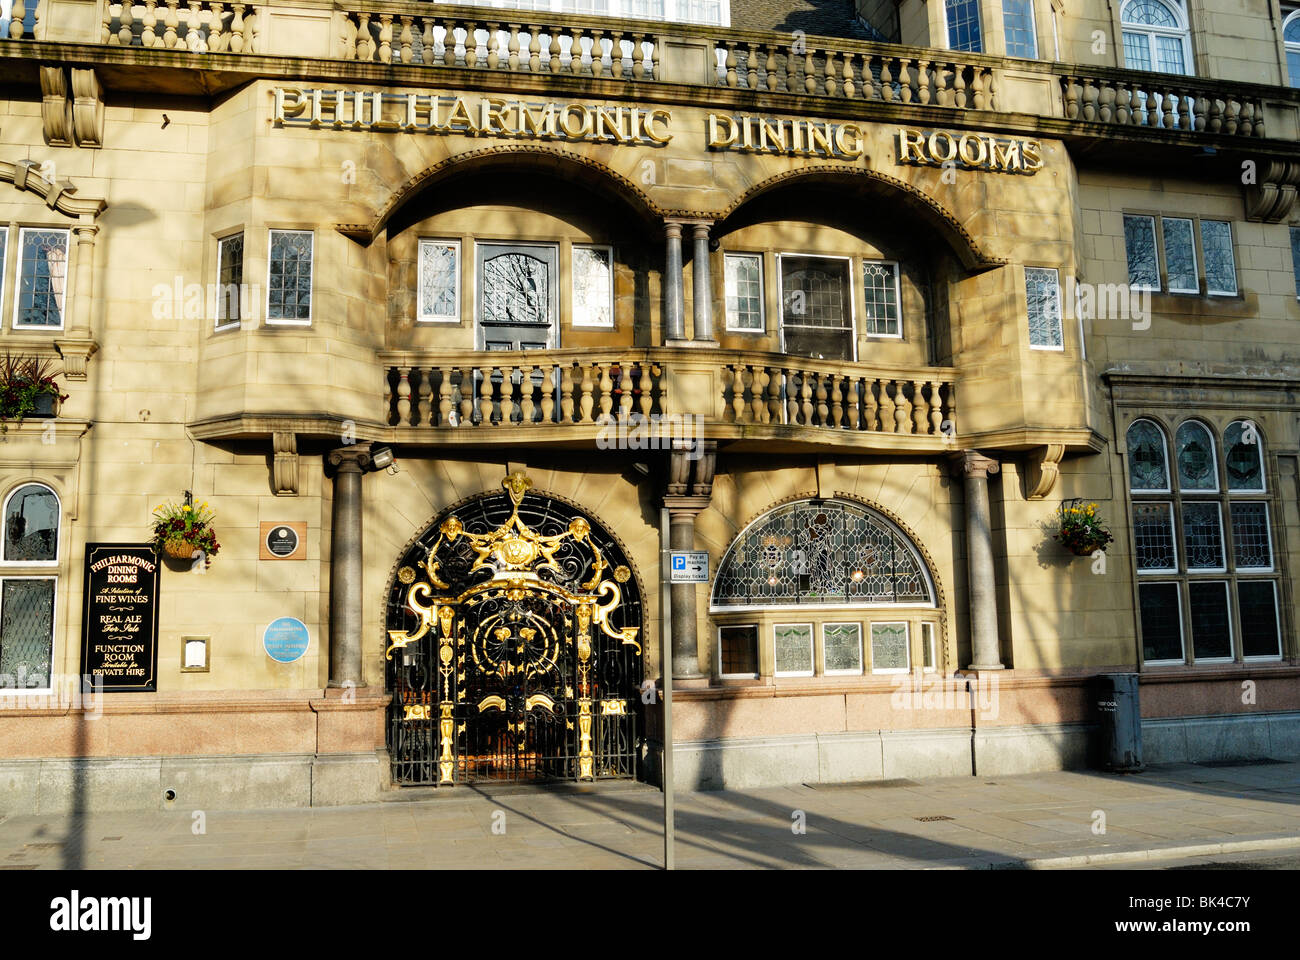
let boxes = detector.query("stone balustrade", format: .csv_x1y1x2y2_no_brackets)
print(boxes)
1062,71,1267,137
96,0,258,52
720,356,956,437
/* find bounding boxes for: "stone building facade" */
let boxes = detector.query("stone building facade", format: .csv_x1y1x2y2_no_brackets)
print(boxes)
0,0,1298,812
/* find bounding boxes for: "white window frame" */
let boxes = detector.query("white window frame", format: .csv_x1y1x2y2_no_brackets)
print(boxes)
773,622,814,678
1200,219,1237,297
0,228,7,321
1001,0,1039,59
1123,213,1160,291
943,0,984,52
1187,579,1234,664
861,258,903,340
869,620,912,674
921,621,937,672
571,243,615,329
1134,500,1179,575
1240,580,1283,661
0,482,60,568
1161,216,1198,294
1025,265,1064,351
0,574,58,696
1181,500,1226,574
1230,501,1274,573
1285,10,1300,86
775,252,857,362
821,621,864,676
1139,580,1185,665
265,229,314,326
1128,417,1173,495
717,623,759,679
417,238,462,324
1120,0,1194,77
723,251,765,334
214,231,245,332
1174,419,1219,494
12,226,70,331
1225,419,1267,494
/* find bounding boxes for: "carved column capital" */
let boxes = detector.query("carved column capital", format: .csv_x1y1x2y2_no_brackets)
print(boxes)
54,338,98,381
948,450,1001,481
328,442,373,473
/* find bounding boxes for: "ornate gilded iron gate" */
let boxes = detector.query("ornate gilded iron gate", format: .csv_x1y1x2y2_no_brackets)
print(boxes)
385,474,643,785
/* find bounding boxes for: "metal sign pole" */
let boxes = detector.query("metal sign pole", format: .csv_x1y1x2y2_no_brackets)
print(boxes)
660,507,675,871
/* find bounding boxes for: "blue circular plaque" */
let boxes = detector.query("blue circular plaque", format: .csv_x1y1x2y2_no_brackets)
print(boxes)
263,617,310,664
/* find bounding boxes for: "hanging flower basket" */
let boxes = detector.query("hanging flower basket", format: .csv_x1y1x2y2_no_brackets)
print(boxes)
1054,499,1114,557
150,501,221,565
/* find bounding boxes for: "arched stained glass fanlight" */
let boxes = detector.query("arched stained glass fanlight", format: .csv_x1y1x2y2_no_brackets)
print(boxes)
3,483,59,562
1122,0,1179,27
1223,420,1265,491
1175,420,1216,491
711,499,935,608
1127,419,1170,492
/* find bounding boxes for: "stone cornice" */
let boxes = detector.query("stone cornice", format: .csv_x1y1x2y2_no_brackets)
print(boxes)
1,158,106,219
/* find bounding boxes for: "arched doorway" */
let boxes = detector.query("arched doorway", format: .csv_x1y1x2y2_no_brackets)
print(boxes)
385,473,644,785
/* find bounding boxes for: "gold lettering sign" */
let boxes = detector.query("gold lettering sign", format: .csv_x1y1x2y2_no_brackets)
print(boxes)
273,87,672,146
895,127,1043,175
706,113,866,160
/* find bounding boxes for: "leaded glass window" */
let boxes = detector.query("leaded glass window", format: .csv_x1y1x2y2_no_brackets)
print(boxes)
418,239,459,322
0,578,55,690
14,228,69,329
1223,420,1264,491
718,624,758,676
572,245,613,328
482,253,549,326
1181,501,1224,571
1161,217,1197,293
1175,421,1216,491
1133,502,1177,571
1123,215,1159,289
725,253,764,332
862,260,901,337
1188,580,1232,660
1291,226,1300,294
1127,419,1169,492
266,229,313,323
773,623,813,676
1230,502,1271,571
822,622,862,674
1200,220,1236,296
1121,0,1191,75
870,622,910,673
1286,11,1300,87
3,484,59,563
216,232,244,328
780,256,853,361
711,499,934,608
1238,581,1280,658
946,0,983,52
1002,0,1037,58
1139,582,1182,661
1025,266,1063,349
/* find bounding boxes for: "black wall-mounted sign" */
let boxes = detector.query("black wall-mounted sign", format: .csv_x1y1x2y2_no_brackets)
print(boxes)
80,543,161,693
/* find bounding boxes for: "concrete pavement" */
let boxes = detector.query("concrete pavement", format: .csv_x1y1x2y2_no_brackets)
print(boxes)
2,759,1298,870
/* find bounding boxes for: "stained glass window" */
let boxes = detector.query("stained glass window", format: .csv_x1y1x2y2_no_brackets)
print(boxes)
1181,502,1224,570
1238,581,1280,658
718,624,758,675
822,622,862,674
1161,217,1196,292
780,256,853,361
946,0,983,52
1002,0,1037,58
1175,421,1216,491
0,578,55,689
711,499,933,607
216,233,244,328
1200,220,1236,296
1133,502,1177,571
572,245,613,328
1025,266,1063,349
1127,419,1169,491
870,622,910,673
1230,502,1271,571
1188,580,1231,660
418,240,459,322
1223,420,1264,491
3,485,59,562
1138,582,1182,661
15,228,69,329
773,623,813,675
725,253,763,332
1123,215,1159,289
862,261,900,337
267,229,313,322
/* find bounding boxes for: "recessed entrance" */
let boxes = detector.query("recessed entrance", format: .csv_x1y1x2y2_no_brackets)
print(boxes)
385,474,644,786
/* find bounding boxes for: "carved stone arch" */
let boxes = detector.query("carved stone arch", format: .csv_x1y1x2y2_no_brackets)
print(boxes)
0,158,107,219
716,165,1005,272
339,145,665,245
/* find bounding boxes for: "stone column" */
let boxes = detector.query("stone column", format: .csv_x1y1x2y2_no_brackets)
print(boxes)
663,220,685,343
663,442,716,679
54,219,99,380
327,444,373,688
691,223,714,343
950,451,1004,670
